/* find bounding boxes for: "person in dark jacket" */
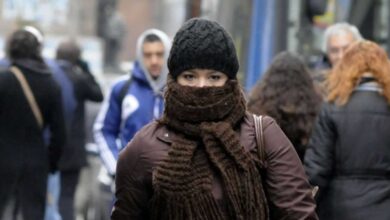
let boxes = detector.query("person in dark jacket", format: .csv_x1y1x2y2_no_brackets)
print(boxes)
248,52,322,161
112,18,317,220
0,27,66,219
55,40,103,220
305,40,390,220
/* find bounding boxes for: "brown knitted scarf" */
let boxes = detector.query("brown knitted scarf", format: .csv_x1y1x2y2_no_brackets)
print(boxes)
151,79,268,220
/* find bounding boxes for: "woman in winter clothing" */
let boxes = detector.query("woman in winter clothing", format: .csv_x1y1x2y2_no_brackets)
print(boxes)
248,52,322,161
305,40,390,220
0,28,66,219
112,18,317,220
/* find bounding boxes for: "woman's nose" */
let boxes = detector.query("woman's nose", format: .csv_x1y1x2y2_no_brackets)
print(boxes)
197,78,208,87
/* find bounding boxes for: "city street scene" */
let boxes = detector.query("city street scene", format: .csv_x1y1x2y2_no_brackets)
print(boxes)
1,0,390,220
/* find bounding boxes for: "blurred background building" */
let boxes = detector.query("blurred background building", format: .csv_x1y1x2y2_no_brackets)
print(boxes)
0,0,389,90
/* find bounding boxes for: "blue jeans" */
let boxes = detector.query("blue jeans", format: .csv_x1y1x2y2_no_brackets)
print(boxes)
45,172,62,220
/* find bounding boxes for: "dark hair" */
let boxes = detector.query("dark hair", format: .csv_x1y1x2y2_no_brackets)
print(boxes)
56,40,81,64
6,30,43,61
247,52,322,160
143,33,161,43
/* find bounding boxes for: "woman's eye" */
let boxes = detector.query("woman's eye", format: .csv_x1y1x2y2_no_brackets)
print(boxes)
184,74,195,80
210,75,221,80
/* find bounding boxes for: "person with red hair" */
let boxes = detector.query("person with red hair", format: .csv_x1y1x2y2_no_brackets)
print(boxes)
305,40,390,219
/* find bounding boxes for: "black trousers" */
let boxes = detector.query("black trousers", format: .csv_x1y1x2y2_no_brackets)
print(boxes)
0,162,47,220
59,170,80,220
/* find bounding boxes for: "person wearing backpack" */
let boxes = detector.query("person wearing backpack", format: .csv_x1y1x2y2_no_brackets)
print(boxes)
93,29,171,177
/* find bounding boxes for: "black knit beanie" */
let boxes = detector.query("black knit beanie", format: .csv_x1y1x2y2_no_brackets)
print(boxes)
168,18,239,79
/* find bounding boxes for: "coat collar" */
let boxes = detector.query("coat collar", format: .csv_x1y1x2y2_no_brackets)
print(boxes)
355,81,382,92
155,123,175,144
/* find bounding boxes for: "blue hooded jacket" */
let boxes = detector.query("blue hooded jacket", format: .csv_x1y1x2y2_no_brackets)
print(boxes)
94,29,171,175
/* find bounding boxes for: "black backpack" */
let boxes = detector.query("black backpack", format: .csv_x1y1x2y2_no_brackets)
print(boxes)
117,75,133,105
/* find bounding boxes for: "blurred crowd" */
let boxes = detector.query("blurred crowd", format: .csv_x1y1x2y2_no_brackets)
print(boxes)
0,12,390,220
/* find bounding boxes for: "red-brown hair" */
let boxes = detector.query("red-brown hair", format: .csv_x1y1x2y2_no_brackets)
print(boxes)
326,40,390,105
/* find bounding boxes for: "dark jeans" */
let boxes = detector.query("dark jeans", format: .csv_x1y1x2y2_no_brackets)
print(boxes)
59,170,80,220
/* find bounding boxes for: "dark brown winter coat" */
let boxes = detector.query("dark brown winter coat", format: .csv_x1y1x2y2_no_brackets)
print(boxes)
112,113,318,220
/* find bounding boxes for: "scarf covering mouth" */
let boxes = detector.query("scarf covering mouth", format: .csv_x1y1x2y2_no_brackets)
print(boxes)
152,79,269,220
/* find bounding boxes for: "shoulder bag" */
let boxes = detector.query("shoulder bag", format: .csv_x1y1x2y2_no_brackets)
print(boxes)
10,66,43,129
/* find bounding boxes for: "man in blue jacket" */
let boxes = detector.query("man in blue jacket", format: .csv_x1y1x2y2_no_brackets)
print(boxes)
94,29,171,176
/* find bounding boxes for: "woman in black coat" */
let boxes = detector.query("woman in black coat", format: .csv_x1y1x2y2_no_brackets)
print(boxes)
0,27,66,220
305,40,390,220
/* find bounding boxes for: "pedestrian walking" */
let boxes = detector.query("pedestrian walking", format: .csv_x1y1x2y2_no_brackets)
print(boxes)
112,18,317,220
305,40,390,219
248,51,322,161
94,29,171,177
55,40,104,220
0,27,65,220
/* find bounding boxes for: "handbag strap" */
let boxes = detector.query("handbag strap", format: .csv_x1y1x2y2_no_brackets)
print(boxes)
10,66,44,129
253,114,266,162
